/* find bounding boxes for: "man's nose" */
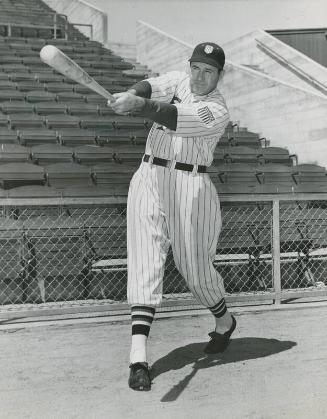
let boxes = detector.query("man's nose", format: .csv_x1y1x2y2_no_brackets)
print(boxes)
196,70,204,81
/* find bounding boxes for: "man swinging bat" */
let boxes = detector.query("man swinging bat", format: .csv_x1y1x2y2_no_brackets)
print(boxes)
40,41,237,392
109,42,237,391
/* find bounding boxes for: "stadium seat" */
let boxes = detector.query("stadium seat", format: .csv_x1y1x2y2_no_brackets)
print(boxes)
0,89,25,101
36,73,65,83
84,94,109,105
209,163,260,186
0,128,19,144
0,64,29,73
258,147,295,166
8,113,44,129
112,115,150,130
61,185,125,197
31,144,73,165
0,56,22,65
9,72,36,82
0,144,30,163
0,101,34,114
292,164,327,184
224,145,259,164
7,185,62,198
25,90,57,102
256,163,295,185
0,80,17,90
220,130,265,148
66,103,99,116
111,144,145,164
44,115,81,129
45,162,92,188
92,163,135,187
73,145,115,165
95,129,134,146
73,84,123,95
34,102,68,115
18,128,58,146
97,104,117,116
45,82,75,93
0,162,45,189
0,74,9,82
57,128,97,146
16,81,44,92
56,91,85,103
80,116,114,130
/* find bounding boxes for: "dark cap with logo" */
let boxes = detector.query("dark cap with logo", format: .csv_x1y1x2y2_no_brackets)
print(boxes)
189,42,225,70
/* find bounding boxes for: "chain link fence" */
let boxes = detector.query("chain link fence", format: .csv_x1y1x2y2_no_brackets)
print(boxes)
0,197,326,310
279,201,327,290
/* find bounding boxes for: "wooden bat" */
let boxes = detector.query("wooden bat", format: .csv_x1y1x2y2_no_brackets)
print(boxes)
39,45,115,102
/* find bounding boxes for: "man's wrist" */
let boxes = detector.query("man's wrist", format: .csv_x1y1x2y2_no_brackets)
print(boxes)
133,96,146,112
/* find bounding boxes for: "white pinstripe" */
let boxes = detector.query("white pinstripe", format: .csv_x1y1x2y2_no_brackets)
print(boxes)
127,71,229,308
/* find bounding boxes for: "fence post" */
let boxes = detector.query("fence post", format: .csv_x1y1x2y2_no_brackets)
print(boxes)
272,199,281,304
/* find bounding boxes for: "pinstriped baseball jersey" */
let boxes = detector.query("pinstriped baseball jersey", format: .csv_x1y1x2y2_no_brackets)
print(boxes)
127,70,230,308
145,71,229,166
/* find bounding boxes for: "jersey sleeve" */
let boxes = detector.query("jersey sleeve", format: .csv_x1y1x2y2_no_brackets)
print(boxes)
173,98,230,137
146,71,185,103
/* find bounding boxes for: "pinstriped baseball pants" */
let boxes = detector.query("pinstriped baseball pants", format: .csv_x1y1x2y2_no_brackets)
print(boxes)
127,162,225,307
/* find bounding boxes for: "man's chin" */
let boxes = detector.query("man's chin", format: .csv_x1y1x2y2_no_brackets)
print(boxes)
191,86,206,95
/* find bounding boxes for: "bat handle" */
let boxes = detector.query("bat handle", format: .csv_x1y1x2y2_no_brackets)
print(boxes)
96,87,116,103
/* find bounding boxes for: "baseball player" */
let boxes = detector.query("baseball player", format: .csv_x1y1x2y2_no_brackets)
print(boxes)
110,42,237,391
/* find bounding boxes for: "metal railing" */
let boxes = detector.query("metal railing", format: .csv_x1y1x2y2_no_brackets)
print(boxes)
0,194,326,316
255,38,327,96
0,12,93,40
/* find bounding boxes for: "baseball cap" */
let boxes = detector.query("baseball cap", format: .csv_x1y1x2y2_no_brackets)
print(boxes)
189,42,225,70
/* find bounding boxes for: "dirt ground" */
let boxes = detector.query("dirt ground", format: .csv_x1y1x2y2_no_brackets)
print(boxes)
0,303,326,419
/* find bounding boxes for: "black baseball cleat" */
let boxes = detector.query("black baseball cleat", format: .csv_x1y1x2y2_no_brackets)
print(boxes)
128,362,151,391
204,315,237,354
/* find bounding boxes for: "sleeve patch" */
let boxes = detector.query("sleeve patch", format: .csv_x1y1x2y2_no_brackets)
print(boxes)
198,106,215,124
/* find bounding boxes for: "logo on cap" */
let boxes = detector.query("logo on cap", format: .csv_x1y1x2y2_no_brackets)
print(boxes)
204,45,214,54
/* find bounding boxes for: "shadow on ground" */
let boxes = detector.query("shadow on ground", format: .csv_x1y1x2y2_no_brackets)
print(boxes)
151,337,297,402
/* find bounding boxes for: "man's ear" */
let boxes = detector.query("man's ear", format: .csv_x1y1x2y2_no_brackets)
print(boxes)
218,69,225,81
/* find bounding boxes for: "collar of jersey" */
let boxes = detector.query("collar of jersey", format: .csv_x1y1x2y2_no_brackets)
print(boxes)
193,87,220,102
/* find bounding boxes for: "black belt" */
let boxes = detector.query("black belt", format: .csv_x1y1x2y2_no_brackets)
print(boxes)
143,154,207,173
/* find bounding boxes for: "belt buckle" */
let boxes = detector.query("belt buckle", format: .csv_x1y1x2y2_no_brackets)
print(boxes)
192,164,198,176
148,154,154,166
168,159,176,172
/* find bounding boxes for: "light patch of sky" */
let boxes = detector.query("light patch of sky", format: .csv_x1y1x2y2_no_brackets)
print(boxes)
84,0,327,44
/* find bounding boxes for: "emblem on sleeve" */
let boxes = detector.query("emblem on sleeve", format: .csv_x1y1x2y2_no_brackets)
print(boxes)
204,45,214,54
198,106,215,124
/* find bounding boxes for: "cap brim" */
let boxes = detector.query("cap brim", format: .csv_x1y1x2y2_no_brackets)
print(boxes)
189,56,223,70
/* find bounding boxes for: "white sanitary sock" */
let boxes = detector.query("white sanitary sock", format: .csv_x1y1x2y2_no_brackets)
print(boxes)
130,334,147,364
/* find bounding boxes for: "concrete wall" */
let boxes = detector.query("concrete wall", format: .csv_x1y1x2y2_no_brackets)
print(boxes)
136,21,327,167
43,0,108,43
223,29,327,96
106,42,136,61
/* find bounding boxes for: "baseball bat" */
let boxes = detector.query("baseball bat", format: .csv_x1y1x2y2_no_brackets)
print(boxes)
39,45,115,102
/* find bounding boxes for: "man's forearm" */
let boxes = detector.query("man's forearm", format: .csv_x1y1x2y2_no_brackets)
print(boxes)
133,97,177,131
128,81,152,99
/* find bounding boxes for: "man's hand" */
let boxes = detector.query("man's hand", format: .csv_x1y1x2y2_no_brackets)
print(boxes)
108,92,145,115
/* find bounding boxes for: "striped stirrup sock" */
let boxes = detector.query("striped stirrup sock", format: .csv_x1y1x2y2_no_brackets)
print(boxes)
131,305,156,336
208,298,227,318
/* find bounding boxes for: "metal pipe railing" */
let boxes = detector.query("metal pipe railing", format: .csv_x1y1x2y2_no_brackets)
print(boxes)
255,37,327,96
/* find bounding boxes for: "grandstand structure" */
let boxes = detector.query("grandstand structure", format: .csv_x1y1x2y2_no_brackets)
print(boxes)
0,0,326,316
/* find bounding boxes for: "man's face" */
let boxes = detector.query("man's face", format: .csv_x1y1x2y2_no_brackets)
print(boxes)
190,62,220,95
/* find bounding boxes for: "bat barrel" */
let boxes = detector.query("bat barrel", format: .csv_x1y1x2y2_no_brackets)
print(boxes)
40,45,115,102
